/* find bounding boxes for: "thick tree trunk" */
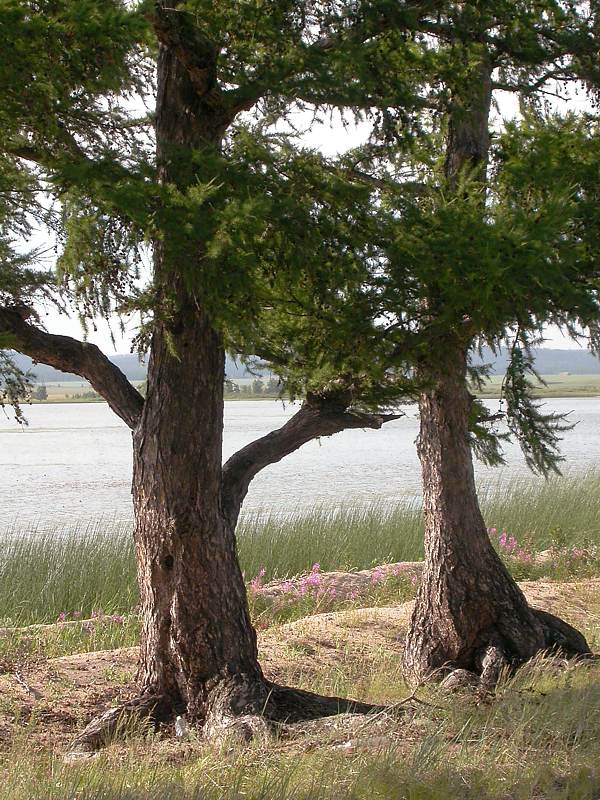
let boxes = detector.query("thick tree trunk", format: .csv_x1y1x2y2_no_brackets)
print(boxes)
402,47,589,688
127,33,270,728
402,348,589,686
132,308,267,721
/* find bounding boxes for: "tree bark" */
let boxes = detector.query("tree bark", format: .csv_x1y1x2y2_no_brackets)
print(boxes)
402,348,588,685
70,27,388,751
131,300,274,722
114,25,268,728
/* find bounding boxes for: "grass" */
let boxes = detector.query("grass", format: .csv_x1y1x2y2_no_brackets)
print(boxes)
1,475,600,798
2,635,600,798
1,472,600,629
475,372,600,398
0,520,137,626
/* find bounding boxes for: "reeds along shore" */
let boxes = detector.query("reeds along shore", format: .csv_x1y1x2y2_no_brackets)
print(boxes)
1,471,599,628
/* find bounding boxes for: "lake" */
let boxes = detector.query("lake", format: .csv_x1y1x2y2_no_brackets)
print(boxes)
1,398,598,531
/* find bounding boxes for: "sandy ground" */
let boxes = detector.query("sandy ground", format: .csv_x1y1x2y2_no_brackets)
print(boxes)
1,576,599,753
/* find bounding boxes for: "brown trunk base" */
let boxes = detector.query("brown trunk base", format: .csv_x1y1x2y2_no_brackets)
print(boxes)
206,684,386,747
68,678,386,753
68,694,177,754
534,608,590,657
423,608,591,694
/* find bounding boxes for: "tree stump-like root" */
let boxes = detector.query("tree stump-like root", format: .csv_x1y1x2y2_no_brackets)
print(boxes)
534,608,591,658
203,679,388,745
440,608,592,694
67,680,388,755
68,694,177,755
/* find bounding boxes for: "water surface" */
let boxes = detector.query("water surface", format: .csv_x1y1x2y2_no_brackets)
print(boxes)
1,398,598,530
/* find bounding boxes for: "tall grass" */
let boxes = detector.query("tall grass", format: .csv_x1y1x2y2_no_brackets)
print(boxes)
0,520,136,625
481,470,600,550
1,472,599,625
237,501,424,580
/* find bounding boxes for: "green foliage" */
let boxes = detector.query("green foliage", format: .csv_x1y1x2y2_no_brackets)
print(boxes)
501,343,569,475
0,349,32,421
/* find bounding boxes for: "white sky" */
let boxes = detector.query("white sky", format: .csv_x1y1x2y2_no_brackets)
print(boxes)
37,90,595,354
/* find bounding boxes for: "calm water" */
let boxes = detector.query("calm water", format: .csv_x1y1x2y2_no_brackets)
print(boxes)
1,398,598,530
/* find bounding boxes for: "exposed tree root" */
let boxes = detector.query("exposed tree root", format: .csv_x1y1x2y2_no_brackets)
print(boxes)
202,679,388,744
68,694,176,754
437,609,592,695
67,679,388,754
263,681,385,724
533,608,591,658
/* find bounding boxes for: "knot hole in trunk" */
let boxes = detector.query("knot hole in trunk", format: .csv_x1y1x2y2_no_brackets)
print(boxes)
162,554,175,571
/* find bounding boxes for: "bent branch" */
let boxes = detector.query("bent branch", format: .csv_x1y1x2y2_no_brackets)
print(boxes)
222,393,402,526
0,307,144,428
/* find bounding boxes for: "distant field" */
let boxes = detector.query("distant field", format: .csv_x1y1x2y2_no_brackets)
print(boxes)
28,374,600,403
29,380,145,403
475,373,600,398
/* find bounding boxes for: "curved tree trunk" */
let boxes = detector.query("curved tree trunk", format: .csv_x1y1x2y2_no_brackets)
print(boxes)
402,348,589,687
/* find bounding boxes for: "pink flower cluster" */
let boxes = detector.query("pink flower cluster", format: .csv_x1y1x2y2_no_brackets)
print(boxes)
487,527,533,563
249,567,266,593
55,610,126,626
247,561,420,609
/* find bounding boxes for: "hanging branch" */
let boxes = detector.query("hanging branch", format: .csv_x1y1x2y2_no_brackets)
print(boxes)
0,307,144,429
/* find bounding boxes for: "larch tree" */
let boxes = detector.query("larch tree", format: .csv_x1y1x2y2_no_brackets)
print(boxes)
393,1,600,688
0,0,427,749
256,1,600,688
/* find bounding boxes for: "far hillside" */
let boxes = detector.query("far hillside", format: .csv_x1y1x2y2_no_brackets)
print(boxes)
8,353,261,382
6,347,600,384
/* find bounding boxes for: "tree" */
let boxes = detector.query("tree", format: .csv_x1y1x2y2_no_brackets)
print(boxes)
398,4,599,687
224,378,239,395
32,383,47,401
251,2,599,688
266,376,280,395
0,0,410,749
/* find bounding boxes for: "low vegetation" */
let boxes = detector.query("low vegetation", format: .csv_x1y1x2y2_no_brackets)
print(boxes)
1,472,599,630
1,472,600,798
1,581,600,799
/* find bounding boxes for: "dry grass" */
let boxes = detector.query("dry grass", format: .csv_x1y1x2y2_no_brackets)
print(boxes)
1,578,598,757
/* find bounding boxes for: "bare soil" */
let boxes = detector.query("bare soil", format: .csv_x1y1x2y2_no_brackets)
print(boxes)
1,577,598,754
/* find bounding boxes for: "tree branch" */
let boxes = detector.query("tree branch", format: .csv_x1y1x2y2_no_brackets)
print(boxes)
226,0,441,116
0,307,144,429
221,393,402,527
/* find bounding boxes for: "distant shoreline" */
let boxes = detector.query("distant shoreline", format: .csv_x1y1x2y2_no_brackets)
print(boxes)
28,381,600,404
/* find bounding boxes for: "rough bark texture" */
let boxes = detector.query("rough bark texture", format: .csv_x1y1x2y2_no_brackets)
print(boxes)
0,306,144,428
443,58,493,188
402,348,589,686
124,30,267,726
